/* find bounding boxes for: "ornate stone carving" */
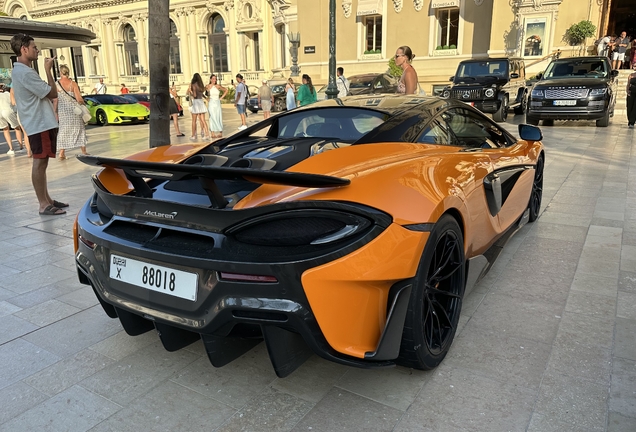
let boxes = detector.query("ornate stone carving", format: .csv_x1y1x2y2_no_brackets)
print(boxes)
224,0,234,11
393,0,403,13
237,0,262,24
206,0,220,14
413,0,423,12
268,0,290,22
342,0,352,18
132,12,147,22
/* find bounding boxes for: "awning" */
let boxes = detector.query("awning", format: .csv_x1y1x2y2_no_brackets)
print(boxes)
431,0,460,8
357,0,383,16
0,17,95,48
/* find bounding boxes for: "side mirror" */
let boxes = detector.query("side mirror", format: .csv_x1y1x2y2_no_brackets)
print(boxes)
519,124,543,141
449,76,454,82
510,73,520,79
611,69,620,77
535,73,543,80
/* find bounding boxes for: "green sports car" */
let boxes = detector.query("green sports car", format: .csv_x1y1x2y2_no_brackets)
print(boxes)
84,94,150,126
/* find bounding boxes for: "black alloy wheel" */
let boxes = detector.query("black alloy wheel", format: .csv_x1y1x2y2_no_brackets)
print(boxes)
514,92,527,115
493,95,509,123
528,155,544,222
397,215,465,370
96,110,108,126
274,98,286,112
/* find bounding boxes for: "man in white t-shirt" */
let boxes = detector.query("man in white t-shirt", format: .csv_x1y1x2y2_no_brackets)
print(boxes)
92,78,107,94
234,74,248,130
336,67,349,98
597,35,611,57
10,33,67,216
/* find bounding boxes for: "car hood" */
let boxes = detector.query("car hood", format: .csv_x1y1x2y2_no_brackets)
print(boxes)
534,77,610,88
451,77,507,87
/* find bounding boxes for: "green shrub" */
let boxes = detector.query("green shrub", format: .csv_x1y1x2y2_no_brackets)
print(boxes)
436,45,443,50
374,49,381,54
565,20,596,46
443,45,450,50
449,44,457,49
387,57,402,78
222,87,235,103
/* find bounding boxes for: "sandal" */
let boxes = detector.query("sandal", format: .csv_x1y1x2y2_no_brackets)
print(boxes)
176,133,185,137
53,200,69,208
39,205,66,216
59,155,67,160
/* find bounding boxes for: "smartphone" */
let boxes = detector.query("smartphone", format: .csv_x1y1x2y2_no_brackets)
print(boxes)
231,79,234,85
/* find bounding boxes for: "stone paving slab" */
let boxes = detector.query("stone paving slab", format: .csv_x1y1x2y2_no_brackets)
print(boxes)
0,110,635,430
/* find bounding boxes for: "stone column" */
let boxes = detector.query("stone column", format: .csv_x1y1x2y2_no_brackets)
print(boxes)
177,7,192,80
134,13,149,77
102,19,119,86
186,7,200,73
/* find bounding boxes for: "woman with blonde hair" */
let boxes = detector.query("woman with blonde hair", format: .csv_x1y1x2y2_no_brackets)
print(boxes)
395,45,419,95
54,64,88,159
186,73,210,140
285,78,296,110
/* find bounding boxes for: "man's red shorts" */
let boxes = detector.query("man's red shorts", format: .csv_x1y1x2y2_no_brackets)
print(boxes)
29,128,58,159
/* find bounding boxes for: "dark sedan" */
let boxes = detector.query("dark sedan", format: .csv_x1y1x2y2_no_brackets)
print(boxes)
122,93,184,116
247,82,290,113
347,73,399,96
526,56,618,127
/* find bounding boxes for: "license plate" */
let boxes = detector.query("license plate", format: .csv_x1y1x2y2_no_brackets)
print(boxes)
553,100,577,106
109,254,198,301
138,116,145,120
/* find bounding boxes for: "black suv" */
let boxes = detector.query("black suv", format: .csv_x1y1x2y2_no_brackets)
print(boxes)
526,56,618,127
442,57,528,123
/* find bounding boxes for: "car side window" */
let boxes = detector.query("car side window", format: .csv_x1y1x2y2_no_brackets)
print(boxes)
416,118,456,146
441,108,508,149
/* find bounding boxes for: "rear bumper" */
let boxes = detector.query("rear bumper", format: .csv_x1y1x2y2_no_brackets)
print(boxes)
75,199,427,376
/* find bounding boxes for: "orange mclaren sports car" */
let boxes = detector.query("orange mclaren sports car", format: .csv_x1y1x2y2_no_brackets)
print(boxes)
74,95,544,377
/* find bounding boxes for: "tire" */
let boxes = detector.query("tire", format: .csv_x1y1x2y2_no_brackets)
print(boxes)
492,95,509,123
248,109,258,114
528,154,544,222
397,214,465,370
274,98,286,112
514,92,527,115
596,109,611,127
525,114,540,126
96,110,108,126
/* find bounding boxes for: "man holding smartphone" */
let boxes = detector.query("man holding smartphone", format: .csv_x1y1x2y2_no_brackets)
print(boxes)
10,33,67,216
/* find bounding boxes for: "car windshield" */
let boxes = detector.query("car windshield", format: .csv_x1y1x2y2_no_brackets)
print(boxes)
276,107,386,141
349,76,375,89
543,60,608,78
456,61,508,78
90,95,134,104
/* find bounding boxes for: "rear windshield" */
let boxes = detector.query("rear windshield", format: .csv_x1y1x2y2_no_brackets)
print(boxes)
276,107,386,141
544,59,608,78
349,76,375,89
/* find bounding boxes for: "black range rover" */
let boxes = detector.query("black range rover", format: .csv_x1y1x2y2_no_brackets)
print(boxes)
526,56,619,127
442,57,528,123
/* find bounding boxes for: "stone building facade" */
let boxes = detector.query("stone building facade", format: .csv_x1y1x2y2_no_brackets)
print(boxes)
1,0,299,94
1,0,631,94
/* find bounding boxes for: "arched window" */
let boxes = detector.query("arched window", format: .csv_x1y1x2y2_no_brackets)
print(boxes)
169,20,182,74
208,14,228,73
123,24,140,75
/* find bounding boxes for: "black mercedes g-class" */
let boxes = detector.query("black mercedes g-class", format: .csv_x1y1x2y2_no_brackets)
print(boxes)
526,56,618,127
442,57,528,123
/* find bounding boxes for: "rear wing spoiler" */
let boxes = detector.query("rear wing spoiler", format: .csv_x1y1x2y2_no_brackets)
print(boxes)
77,155,349,209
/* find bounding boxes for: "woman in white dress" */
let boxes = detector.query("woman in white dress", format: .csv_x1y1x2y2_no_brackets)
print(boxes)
285,78,296,110
54,65,88,160
186,73,209,140
206,75,228,138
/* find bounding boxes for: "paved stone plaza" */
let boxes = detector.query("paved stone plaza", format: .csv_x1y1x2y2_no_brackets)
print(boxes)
0,107,635,431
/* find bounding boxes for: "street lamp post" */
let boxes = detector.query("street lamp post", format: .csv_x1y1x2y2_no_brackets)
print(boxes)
287,32,301,77
148,0,170,147
325,0,338,99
